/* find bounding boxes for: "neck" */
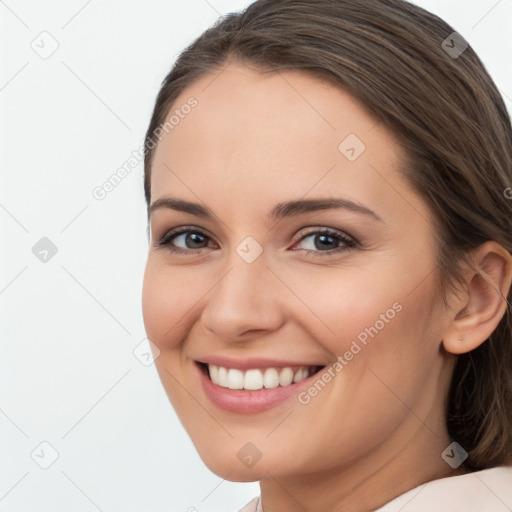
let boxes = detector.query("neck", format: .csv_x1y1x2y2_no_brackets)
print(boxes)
258,418,466,512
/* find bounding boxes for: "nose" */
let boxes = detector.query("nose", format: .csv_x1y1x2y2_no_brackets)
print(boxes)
200,253,285,342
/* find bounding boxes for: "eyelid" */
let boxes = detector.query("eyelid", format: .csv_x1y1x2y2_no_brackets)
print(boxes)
294,226,357,244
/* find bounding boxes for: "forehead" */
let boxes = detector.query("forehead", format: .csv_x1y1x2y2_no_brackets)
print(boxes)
149,61,421,222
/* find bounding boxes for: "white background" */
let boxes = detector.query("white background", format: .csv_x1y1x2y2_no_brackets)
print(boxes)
1,1,511,511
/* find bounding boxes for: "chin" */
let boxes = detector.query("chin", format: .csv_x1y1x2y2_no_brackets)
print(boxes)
193,444,273,481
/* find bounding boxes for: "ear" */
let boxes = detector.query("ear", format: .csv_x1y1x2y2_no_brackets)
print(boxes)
442,241,512,355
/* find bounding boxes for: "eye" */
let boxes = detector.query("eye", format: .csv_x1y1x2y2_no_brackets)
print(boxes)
292,227,357,257
155,226,215,254
154,225,358,258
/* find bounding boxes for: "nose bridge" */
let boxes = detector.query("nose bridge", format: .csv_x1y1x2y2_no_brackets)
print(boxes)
201,241,283,339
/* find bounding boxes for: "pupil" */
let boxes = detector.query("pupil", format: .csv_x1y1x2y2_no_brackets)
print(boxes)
315,234,337,250
187,233,206,248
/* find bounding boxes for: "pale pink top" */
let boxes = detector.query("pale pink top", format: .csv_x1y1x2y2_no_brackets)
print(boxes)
237,466,512,512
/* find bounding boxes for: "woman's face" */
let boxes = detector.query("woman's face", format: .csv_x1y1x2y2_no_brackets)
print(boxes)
142,62,455,481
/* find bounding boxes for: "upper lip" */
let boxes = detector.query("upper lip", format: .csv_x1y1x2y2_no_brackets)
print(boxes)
195,355,326,371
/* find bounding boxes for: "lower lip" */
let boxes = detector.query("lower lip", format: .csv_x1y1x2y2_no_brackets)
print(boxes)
196,363,320,414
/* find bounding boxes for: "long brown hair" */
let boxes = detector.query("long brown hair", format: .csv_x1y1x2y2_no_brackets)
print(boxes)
143,0,512,470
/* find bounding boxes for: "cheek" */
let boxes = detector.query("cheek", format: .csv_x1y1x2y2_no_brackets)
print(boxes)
281,263,439,419
142,262,205,427
141,259,201,347
279,262,410,353
268,303,439,476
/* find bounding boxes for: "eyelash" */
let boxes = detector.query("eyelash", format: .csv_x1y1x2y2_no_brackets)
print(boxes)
155,225,358,258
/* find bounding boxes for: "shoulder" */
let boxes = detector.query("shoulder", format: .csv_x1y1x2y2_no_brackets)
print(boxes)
235,467,512,512
236,496,260,512
376,466,512,512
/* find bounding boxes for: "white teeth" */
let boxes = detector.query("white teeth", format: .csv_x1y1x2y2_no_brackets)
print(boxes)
227,368,244,389
293,368,306,383
263,368,280,389
207,364,313,390
209,364,219,383
244,369,263,390
279,367,294,386
218,366,228,387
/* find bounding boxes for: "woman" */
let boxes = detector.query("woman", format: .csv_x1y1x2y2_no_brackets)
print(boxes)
141,0,512,510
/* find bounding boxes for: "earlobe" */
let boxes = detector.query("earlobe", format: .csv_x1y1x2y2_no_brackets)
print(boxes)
442,241,512,355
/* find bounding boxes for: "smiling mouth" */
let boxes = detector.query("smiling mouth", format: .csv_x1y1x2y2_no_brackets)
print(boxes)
198,362,325,391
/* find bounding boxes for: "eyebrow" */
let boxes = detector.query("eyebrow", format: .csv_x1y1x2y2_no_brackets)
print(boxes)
149,196,383,222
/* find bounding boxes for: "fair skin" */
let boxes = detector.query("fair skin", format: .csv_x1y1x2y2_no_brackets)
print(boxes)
142,61,512,512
